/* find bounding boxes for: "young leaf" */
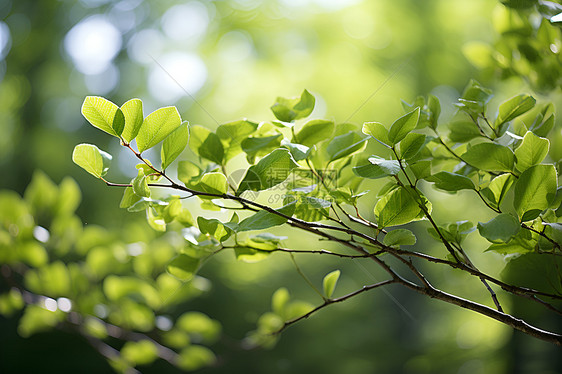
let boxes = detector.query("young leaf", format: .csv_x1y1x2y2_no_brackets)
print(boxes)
513,164,557,221
495,94,536,127
119,187,141,209
514,131,549,172
477,213,521,243
270,89,315,122
374,187,425,228
136,106,182,153
426,171,475,192
272,288,290,317
132,169,151,198
461,143,515,172
233,247,270,263
326,131,367,162
383,229,417,247
120,98,144,143
352,157,401,179
388,108,420,145
237,149,300,195
322,270,341,299
294,119,335,147
161,122,189,170
167,254,200,281
72,143,111,178
362,122,391,147
81,96,123,138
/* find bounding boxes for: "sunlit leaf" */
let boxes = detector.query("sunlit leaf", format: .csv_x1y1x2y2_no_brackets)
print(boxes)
322,270,340,299
137,106,182,153
161,122,189,170
513,164,557,221
477,213,521,243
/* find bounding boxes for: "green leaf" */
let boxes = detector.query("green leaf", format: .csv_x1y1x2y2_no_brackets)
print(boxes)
456,80,492,114
362,121,391,148
294,119,334,146
326,131,367,162
426,171,475,191
177,346,216,371
237,202,296,232
409,160,432,180
480,173,515,209
398,133,426,160
495,94,536,127
374,187,426,228
241,134,282,159
136,106,182,153
281,139,312,161
81,96,123,138
237,149,300,195
477,213,521,243
447,121,482,143
195,172,227,197
461,143,515,172
177,161,201,185
271,89,315,122
146,208,166,232
72,144,111,178
322,270,341,299
485,230,535,255
190,125,224,164
161,122,189,170
119,187,141,209
120,98,144,143
167,254,200,281
234,247,270,263
121,340,158,366
197,217,231,242
383,229,417,247
176,312,221,343
427,95,441,130
112,109,125,137
18,305,62,338
514,131,549,172
388,108,420,145
200,132,225,165
216,119,259,161
272,288,290,316
529,104,555,137
352,156,401,179
513,164,558,221
132,169,151,198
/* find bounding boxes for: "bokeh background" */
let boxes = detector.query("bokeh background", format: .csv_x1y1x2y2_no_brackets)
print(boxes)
1,0,560,373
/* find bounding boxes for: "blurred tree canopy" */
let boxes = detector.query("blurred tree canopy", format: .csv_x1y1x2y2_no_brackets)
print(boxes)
1,0,562,373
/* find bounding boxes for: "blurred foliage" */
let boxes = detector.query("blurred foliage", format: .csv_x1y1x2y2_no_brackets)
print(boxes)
1,0,562,373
